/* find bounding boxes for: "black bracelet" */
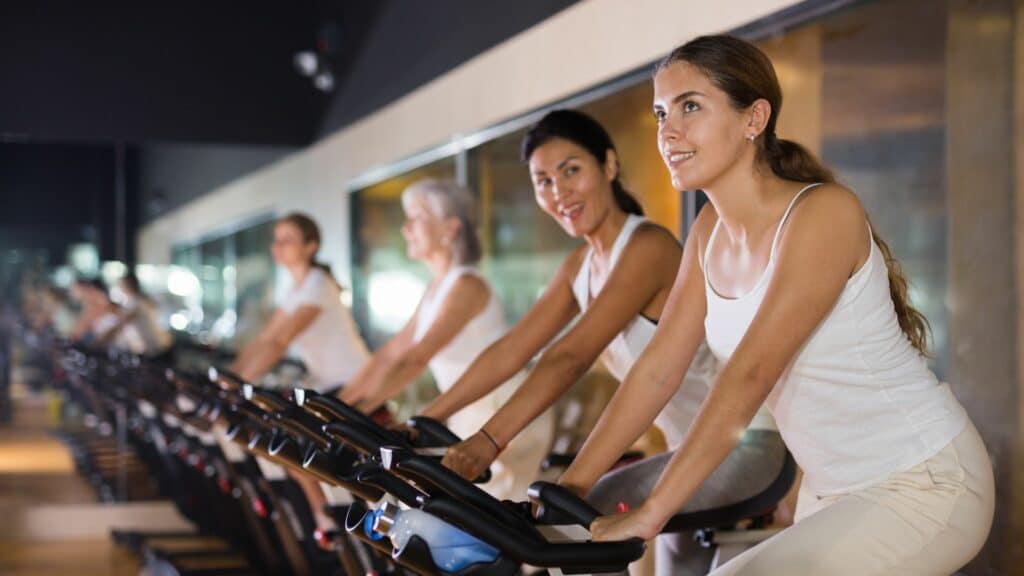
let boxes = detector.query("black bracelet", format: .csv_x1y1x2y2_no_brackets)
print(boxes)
479,428,502,454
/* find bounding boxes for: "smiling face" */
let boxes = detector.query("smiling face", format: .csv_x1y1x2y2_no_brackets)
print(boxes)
653,61,763,192
528,137,619,238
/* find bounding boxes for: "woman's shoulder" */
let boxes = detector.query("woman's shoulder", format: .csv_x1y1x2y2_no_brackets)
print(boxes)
607,218,684,275
289,268,337,307
630,219,683,252
788,182,866,234
448,268,491,296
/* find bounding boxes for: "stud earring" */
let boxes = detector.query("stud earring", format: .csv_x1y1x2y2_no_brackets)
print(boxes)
747,134,755,143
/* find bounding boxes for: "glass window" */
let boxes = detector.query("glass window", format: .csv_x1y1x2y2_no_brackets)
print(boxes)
233,220,276,348
168,216,276,347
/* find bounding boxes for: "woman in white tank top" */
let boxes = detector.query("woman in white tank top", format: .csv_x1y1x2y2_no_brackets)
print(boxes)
339,179,553,502
437,110,786,574
574,36,993,576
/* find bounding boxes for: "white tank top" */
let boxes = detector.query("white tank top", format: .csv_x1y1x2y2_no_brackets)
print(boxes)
704,183,967,494
414,266,523,438
571,214,740,450
414,267,512,392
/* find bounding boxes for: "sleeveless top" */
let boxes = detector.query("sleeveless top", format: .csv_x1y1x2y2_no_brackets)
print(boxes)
704,183,967,494
571,214,761,450
414,266,511,393
280,268,370,391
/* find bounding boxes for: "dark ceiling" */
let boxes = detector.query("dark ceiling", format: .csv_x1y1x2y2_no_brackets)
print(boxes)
0,0,577,263
0,0,577,147
0,1,379,146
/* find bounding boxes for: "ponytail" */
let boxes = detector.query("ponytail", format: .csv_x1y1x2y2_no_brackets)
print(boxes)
870,227,932,355
311,261,344,291
661,34,931,356
611,179,644,216
764,133,834,185
764,133,930,355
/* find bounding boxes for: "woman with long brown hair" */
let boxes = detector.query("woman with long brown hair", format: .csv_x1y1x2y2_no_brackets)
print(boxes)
562,35,993,575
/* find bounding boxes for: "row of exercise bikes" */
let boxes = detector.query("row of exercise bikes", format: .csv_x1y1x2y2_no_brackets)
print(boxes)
35,333,795,576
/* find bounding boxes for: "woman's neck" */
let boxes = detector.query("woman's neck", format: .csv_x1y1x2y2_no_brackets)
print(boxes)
584,207,629,263
424,252,455,282
704,163,788,243
288,263,312,286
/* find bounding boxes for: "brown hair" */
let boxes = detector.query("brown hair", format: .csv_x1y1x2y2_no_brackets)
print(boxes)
659,35,930,354
276,212,340,288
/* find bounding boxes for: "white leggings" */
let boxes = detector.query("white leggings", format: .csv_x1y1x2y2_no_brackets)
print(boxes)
710,420,994,576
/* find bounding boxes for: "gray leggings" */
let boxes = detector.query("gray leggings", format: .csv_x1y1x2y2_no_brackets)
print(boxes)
586,430,786,576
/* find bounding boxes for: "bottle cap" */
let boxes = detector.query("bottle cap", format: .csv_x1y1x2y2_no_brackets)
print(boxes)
372,501,401,534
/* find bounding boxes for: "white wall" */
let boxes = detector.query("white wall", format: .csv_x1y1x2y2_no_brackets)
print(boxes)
138,0,803,285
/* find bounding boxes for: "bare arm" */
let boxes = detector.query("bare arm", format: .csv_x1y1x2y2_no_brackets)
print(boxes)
69,308,98,341
591,185,869,541
231,306,320,382
419,251,585,423
95,307,140,347
338,306,419,404
442,226,683,480
559,209,715,496
350,275,492,413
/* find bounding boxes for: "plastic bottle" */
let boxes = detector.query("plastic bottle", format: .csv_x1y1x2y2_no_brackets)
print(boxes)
370,502,500,572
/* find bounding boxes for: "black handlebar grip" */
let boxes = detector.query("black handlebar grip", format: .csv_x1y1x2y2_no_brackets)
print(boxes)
247,389,291,413
272,408,332,450
528,481,601,528
406,416,461,447
323,420,385,456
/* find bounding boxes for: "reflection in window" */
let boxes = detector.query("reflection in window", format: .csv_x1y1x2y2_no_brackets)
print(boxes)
168,217,276,348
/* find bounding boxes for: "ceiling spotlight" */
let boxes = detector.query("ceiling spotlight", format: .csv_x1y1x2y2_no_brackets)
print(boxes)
313,70,335,92
293,51,319,77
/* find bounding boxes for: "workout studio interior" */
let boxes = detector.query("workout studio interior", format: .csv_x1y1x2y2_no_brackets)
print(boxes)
2,0,1022,574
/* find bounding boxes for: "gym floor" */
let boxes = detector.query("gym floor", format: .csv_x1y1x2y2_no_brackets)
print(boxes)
0,381,179,575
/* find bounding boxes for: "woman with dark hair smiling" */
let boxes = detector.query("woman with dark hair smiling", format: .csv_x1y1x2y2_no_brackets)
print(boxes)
438,109,784,574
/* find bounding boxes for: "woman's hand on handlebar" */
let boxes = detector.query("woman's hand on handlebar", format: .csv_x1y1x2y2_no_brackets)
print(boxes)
590,505,661,542
440,431,498,481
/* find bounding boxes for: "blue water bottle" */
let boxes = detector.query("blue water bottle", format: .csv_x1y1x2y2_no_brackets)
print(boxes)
372,502,500,572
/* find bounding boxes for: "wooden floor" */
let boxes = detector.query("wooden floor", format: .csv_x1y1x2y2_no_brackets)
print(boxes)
0,386,140,576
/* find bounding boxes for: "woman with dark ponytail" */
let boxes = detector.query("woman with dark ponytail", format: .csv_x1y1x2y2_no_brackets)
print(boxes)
566,35,993,575
439,110,783,547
